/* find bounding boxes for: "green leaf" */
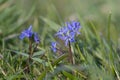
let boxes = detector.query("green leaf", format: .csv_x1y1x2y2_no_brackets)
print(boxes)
32,50,45,57
37,71,46,80
32,57,49,67
8,50,29,58
52,54,68,67
76,44,85,61
5,74,24,80
40,16,60,31
62,71,77,80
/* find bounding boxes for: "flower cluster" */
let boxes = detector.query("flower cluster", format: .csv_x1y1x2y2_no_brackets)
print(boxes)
55,21,81,46
51,21,81,52
19,25,40,44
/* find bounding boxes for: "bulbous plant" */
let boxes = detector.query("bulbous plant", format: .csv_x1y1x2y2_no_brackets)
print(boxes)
19,25,40,73
51,21,81,64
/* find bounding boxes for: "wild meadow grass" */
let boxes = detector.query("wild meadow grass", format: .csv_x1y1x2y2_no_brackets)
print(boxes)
0,0,120,80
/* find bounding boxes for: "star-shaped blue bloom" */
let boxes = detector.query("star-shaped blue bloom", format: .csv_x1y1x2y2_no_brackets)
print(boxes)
55,21,81,46
67,21,81,34
51,42,57,53
19,25,40,44
64,32,75,46
19,25,33,40
55,27,68,41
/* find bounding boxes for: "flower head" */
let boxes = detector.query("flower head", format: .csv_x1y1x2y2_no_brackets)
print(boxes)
56,21,81,46
55,27,68,40
19,25,40,44
51,42,57,53
64,32,75,46
19,25,33,40
67,21,81,34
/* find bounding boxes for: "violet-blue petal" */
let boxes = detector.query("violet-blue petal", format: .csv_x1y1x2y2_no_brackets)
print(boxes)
28,25,32,31
19,32,25,40
19,25,33,40
65,39,69,46
51,42,57,53
34,33,40,44
67,21,81,34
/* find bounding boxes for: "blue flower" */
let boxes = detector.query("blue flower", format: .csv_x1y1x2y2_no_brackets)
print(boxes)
55,27,68,40
51,42,57,52
64,32,75,46
19,25,33,40
55,21,81,46
34,33,40,44
19,25,40,44
67,21,81,34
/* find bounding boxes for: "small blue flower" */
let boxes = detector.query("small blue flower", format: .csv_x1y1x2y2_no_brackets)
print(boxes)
51,42,57,52
56,27,75,46
19,25,40,44
19,25,33,40
55,27,68,40
67,21,81,34
55,21,81,46
64,32,75,46
34,32,40,44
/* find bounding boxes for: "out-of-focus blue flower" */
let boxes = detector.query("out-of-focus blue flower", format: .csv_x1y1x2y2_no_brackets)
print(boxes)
51,42,57,52
67,21,81,34
19,25,33,40
56,21,81,46
34,33,40,44
55,27,68,40
19,25,40,44
64,32,75,46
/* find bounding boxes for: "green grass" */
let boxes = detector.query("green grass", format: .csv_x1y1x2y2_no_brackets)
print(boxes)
0,0,120,80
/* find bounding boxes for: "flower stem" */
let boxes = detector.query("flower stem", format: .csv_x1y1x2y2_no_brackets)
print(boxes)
25,39,33,73
29,38,33,57
68,41,74,64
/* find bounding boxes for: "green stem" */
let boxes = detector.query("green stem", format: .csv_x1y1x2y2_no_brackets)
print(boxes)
107,12,111,44
29,39,33,57
25,39,33,73
107,13,114,62
68,41,74,64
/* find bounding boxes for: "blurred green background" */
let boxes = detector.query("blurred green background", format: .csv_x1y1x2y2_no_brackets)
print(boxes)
0,0,120,37
0,0,120,51
0,0,119,48
0,1,119,31
0,0,120,79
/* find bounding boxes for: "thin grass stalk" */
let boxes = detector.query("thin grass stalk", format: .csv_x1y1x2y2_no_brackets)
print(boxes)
68,41,74,64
